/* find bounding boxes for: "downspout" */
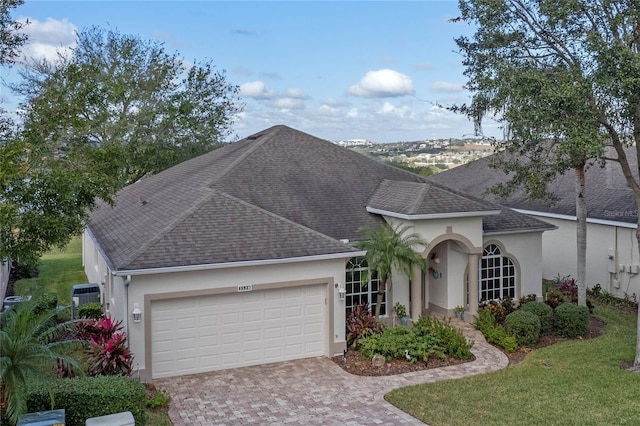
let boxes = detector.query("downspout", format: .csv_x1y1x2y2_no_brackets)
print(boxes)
124,275,132,345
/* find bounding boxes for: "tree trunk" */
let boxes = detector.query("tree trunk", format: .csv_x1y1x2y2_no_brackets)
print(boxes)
374,278,387,319
575,164,587,307
635,219,640,366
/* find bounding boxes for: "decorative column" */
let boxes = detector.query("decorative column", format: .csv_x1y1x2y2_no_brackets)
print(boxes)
410,264,422,321
467,253,479,319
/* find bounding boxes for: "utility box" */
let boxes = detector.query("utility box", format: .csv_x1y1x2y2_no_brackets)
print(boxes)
71,283,100,318
17,409,65,425
85,411,134,426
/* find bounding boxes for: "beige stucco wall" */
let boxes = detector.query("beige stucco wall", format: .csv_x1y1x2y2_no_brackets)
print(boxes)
485,232,544,299
535,216,640,299
83,228,350,380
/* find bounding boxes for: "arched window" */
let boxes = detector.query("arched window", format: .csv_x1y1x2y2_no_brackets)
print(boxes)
479,244,516,302
345,257,386,315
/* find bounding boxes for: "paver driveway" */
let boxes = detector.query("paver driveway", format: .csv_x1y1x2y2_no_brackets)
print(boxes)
153,320,508,425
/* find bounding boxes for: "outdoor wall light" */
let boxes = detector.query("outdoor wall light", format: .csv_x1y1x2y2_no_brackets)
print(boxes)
132,303,142,323
431,252,441,264
336,283,346,300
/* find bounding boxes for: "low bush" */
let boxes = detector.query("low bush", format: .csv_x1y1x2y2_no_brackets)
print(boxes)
479,297,515,324
413,315,473,360
545,289,566,309
554,302,590,337
505,310,540,347
474,308,517,353
518,294,538,306
32,292,58,315
520,301,553,332
27,376,146,426
346,303,381,348
359,316,472,363
78,302,103,319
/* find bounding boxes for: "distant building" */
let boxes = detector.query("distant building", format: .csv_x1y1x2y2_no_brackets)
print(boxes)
335,138,372,147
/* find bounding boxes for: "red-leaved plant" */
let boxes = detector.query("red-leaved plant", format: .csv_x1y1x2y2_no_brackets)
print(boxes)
346,303,381,348
76,316,133,376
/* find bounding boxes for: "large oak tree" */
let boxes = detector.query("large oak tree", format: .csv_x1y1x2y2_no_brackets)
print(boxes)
1,26,242,266
454,0,640,364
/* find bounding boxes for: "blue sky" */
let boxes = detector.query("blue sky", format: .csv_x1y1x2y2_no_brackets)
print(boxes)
1,0,502,142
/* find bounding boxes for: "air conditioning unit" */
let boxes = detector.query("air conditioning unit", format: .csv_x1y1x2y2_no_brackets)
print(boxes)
71,283,100,318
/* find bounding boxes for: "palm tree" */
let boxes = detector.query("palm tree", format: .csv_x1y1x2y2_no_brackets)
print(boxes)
357,221,427,319
0,300,83,425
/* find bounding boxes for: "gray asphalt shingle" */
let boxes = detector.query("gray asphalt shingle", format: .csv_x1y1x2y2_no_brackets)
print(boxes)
87,125,554,271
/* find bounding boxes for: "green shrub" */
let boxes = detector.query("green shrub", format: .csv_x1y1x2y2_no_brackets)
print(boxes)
554,302,590,337
520,301,553,332
359,316,473,363
475,308,517,353
518,294,538,306
413,315,473,360
78,302,103,319
505,310,541,346
32,292,58,315
26,376,146,426
545,289,566,309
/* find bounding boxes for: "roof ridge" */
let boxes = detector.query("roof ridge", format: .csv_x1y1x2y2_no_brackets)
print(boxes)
408,181,432,214
205,126,283,187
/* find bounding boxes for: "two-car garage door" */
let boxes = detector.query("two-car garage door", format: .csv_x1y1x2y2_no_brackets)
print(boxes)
151,284,326,379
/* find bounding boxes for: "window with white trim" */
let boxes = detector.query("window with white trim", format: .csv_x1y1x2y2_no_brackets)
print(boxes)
345,256,386,315
479,244,516,302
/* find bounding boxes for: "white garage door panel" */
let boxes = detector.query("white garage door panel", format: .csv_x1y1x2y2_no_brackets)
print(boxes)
151,284,326,378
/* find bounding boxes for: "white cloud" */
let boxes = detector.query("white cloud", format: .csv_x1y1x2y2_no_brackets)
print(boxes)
284,87,309,99
431,81,464,93
347,69,415,98
19,17,77,62
271,98,305,110
322,97,350,108
239,80,277,99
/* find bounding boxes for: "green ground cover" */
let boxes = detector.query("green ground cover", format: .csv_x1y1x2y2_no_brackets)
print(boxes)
14,237,87,307
386,304,639,425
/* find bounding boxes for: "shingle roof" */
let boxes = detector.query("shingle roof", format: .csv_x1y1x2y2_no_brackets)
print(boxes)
427,150,638,225
87,125,554,271
367,179,498,216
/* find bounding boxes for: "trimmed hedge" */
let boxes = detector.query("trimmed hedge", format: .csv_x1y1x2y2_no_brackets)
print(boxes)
505,310,540,347
554,302,590,337
520,301,553,332
26,376,146,426
78,302,103,319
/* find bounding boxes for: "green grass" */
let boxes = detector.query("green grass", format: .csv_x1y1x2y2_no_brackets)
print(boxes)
14,239,173,425
386,304,640,425
14,237,88,307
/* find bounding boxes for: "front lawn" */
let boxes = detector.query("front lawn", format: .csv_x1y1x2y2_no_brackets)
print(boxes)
385,304,640,425
14,237,87,308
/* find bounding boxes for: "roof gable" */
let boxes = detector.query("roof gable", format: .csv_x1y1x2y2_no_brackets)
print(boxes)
367,179,500,218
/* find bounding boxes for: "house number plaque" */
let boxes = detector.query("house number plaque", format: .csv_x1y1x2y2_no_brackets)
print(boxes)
237,284,253,292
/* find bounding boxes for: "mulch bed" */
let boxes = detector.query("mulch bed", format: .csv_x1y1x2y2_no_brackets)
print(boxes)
332,315,607,376
332,349,475,376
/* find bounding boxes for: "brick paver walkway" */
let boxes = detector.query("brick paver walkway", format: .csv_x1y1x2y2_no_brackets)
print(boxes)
153,319,508,425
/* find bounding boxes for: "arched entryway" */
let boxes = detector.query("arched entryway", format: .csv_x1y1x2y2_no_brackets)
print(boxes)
409,232,482,321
